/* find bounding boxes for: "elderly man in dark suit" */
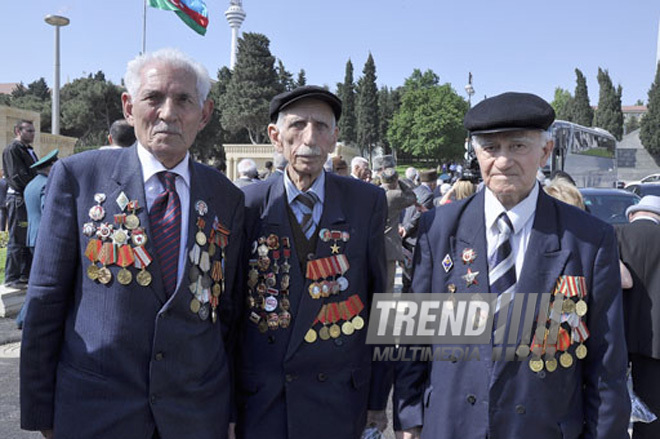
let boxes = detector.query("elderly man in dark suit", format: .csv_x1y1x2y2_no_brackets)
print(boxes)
396,92,630,439
238,86,389,439
616,195,660,438
20,48,243,439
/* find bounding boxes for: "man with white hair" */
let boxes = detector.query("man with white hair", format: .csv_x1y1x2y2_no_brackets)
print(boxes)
20,48,244,439
234,158,259,188
616,195,660,438
404,167,420,187
351,156,370,181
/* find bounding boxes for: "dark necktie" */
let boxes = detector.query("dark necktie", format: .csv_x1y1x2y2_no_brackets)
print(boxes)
149,172,181,296
489,213,516,344
296,191,319,239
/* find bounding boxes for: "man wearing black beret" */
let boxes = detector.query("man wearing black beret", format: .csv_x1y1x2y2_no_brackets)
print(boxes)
237,86,390,439
396,92,630,438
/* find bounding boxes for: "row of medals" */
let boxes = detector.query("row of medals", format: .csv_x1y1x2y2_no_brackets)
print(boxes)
85,192,153,287
247,234,293,332
517,294,589,373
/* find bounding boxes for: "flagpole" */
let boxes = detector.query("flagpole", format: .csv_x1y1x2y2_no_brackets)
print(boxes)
142,0,147,54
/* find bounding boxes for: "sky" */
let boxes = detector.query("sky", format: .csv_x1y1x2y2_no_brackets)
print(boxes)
1,0,659,107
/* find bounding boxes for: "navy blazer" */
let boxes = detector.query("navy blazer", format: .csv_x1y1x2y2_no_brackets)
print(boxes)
20,146,244,439
396,188,630,439
237,172,388,439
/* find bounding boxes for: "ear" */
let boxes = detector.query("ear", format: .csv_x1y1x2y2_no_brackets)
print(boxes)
268,123,283,153
539,139,554,167
198,99,214,131
121,92,134,125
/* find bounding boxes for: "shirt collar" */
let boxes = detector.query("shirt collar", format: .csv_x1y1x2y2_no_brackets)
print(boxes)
284,168,326,205
137,142,191,188
631,215,660,225
484,182,539,235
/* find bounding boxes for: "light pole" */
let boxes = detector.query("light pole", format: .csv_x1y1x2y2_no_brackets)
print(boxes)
44,14,70,135
465,72,475,108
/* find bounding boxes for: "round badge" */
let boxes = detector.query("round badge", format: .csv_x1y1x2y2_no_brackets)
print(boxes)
131,230,147,246
560,352,574,368
529,358,544,373
329,324,341,339
97,267,112,284
198,303,210,321
308,283,321,299
113,230,128,245
82,222,96,236
304,329,318,343
575,300,588,317
201,274,212,289
258,319,269,333
208,242,216,257
89,205,105,222
562,299,576,314
117,268,132,285
319,326,331,340
342,321,355,336
196,231,207,246
337,276,349,291
212,283,222,297
195,200,208,216
94,193,106,204
136,270,152,287
190,298,201,313
352,316,365,330
545,358,558,373
125,214,140,230
280,296,290,311
87,264,99,280
575,343,588,359
318,228,330,241
515,344,530,359
278,312,291,328
264,296,278,312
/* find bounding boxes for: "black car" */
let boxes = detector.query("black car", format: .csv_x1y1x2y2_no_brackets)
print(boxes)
623,182,660,197
579,188,641,225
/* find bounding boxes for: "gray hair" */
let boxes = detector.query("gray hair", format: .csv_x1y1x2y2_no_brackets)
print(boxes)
124,48,211,107
472,130,553,149
405,167,419,181
237,158,258,178
351,156,369,169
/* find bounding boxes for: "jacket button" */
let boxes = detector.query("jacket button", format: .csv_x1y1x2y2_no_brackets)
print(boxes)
515,404,526,414
466,394,477,405
285,374,294,383
155,352,164,361
317,373,327,382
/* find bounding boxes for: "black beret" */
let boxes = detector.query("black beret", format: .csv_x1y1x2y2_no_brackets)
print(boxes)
464,92,555,135
269,86,342,123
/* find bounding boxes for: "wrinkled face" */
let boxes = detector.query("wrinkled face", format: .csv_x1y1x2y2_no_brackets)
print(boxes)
354,162,370,180
474,130,553,209
122,60,212,168
17,122,35,145
268,99,338,181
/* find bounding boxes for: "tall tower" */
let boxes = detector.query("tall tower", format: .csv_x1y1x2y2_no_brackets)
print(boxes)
225,0,246,70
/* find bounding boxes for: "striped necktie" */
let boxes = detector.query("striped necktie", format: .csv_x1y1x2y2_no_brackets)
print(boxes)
149,171,181,296
489,212,516,344
296,191,319,240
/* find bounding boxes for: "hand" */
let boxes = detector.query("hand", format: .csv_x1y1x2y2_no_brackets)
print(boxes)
398,225,406,238
40,430,54,439
398,427,422,439
228,422,236,439
366,409,388,432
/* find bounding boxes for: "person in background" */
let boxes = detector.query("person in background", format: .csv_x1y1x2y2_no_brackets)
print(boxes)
234,158,259,188
350,156,370,181
403,167,420,187
2,120,38,287
15,149,59,330
332,155,349,176
436,179,476,206
0,169,8,231
261,160,274,179
268,152,288,180
100,119,137,150
543,177,585,210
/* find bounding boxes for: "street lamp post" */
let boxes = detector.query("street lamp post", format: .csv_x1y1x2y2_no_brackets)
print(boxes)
465,72,475,109
44,14,70,135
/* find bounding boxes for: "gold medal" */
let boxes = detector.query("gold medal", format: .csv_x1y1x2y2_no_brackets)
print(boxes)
304,328,318,343
212,283,222,297
352,315,365,330
125,214,140,230
342,321,355,336
196,231,207,246
575,300,588,317
562,299,576,314
516,344,530,358
87,264,99,280
113,229,128,245
329,323,341,339
560,352,574,368
190,298,201,314
97,267,112,284
545,358,558,372
529,358,544,373
136,269,152,286
319,326,330,341
117,267,132,285
575,343,588,359
208,242,216,257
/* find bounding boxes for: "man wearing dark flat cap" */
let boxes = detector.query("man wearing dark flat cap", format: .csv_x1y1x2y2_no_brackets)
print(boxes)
237,85,390,439
396,92,630,439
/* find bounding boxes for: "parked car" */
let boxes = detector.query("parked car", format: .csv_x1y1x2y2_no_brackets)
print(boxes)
624,173,660,188
623,182,660,197
579,188,641,225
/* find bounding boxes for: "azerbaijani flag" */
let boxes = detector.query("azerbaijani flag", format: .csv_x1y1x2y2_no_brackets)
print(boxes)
149,0,209,35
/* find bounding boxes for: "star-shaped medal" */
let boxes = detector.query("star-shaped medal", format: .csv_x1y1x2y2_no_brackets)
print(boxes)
330,243,341,254
462,268,479,287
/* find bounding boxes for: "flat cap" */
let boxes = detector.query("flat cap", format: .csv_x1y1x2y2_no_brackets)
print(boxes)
30,148,59,169
373,154,396,171
269,85,342,122
626,195,660,218
420,169,438,183
464,92,555,135
381,168,398,184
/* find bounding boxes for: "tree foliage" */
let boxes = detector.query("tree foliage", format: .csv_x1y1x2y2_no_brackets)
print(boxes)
387,69,468,160
276,59,295,92
551,87,573,121
378,86,400,154
624,116,640,134
640,63,660,155
296,69,307,87
220,32,282,144
3,78,53,131
336,59,357,145
356,53,379,159
594,68,623,140
570,68,594,127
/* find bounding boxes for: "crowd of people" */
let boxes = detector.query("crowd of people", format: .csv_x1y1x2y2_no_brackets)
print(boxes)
11,48,657,439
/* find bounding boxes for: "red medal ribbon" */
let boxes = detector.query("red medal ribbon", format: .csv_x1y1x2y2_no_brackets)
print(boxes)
313,304,328,325
557,327,571,351
114,213,126,225
212,260,223,281
117,245,135,268
127,200,139,212
133,245,153,268
197,217,206,230
348,295,365,314
84,239,102,262
574,321,590,342
330,230,342,240
98,242,117,265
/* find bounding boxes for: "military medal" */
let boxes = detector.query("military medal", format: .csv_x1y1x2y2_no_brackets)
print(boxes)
516,344,530,358
190,298,201,313
87,264,100,280
117,268,132,285
560,352,573,368
195,218,207,246
125,200,140,230
133,245,153,287
319,326,331,340
342,321,355,335
198,303,210,321
97,266,112,284
88,193,106,221
575,343,587,359
545,358,558,372
442,254,453,273
529,358,544,372
278,311,291,328
575,300,587,317
82,222,96,237
305,329,318,343
461,248,476,264
131,228,147,246
352,316,365,330
136,269,152,286
462,268,479,287
562,299,576,314
195,200,208,216
258,319,268,333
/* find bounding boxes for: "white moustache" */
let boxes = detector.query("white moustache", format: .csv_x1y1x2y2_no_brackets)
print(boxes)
296,145,321,157
153,124,181,135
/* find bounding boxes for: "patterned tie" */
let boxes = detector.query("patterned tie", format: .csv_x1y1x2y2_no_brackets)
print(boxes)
296,191,319,239
489,213,517,344
149,172,181,296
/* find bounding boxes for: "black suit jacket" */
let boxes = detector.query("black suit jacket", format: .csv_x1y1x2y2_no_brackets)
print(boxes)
616,218,660,359
3,140,37,193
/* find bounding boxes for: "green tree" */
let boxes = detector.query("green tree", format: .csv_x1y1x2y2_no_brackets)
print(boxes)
220,32,282,144
296,69,307,87
27,78,51,101
624,116,640,134
276,59,295,92
635,99,645,106
551,87,573,121
336,59,357,145
356,53,379,160
387,69,468,160
640,63,660,155
570,68,594,127
60,71,124,147
378,86,400,154
6,78,53,131
594,68,623,140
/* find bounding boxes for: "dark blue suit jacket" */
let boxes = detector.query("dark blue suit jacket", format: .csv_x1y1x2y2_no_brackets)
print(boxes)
237,172,388,439
20,146,244,439
396,188,630,439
